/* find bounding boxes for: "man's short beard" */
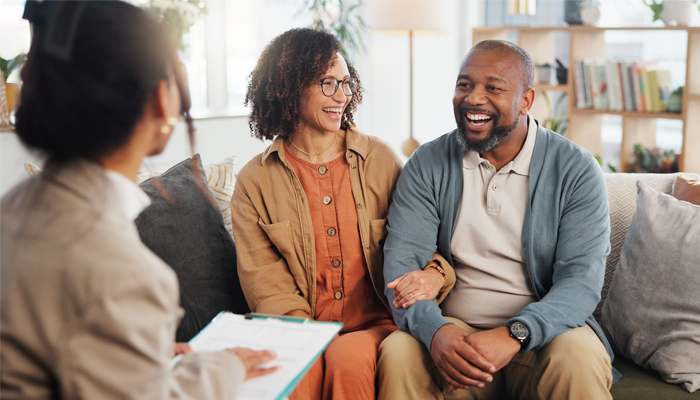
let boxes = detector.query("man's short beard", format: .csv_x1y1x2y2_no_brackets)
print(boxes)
455,115,519,154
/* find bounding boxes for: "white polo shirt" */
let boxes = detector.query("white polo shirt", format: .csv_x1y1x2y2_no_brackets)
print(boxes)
442,115,538,326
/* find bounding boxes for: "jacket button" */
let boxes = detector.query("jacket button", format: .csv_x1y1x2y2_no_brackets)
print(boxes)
334,291,343,300
318,166,328,174
351,164,356,169
323,196,332,205
356,203,362,209
331,259,341,267
327,227,337,236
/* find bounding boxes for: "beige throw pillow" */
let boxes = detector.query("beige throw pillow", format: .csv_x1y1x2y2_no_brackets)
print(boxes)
672,175,700,206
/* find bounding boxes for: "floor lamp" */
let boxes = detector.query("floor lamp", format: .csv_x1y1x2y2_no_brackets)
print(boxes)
368,0,447,157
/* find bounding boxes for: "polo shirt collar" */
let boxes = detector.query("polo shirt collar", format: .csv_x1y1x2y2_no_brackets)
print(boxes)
461,114,537,176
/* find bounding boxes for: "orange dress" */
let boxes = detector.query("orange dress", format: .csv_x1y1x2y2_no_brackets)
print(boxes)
285,145,396,400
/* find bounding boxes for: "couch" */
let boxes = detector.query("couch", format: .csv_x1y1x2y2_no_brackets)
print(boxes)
600,173,700,399
22,160,699,397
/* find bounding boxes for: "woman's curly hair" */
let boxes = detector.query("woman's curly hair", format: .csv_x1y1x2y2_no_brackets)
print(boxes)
245,28,363,141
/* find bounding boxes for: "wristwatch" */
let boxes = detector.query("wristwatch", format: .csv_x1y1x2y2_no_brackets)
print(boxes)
506,321,530,350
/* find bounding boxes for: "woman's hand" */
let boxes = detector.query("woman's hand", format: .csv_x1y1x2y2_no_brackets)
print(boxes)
173,342,193,356
387,267,444,309
227,348,280,381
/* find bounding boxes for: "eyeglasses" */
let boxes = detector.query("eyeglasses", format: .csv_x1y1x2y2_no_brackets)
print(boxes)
320,78,357,97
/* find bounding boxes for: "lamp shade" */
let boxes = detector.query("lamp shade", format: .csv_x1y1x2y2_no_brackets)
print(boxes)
368,0,448,33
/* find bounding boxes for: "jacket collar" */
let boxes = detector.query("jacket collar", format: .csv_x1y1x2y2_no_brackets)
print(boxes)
42,159,126,220
260,128,369,165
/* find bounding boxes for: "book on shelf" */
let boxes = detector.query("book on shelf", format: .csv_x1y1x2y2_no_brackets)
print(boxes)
595,61,609,110
640,65,654,112
646,67,673,112
573,60,589,108
619,62,636,112
605,61,622,111
574,58,675,113
631,61,657,112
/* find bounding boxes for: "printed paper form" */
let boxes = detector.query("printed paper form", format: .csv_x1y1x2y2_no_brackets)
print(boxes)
188,312,341,400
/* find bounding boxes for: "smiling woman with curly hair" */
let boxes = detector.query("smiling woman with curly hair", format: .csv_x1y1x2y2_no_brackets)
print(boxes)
245,28,362,140
231,28,454,400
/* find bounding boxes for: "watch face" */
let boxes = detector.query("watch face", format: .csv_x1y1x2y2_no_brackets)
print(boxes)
510,322,530,341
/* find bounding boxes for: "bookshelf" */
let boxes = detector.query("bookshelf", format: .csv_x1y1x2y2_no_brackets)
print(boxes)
472,26,700,173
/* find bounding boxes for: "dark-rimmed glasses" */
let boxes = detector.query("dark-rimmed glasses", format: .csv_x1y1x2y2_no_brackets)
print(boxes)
320,78,357,97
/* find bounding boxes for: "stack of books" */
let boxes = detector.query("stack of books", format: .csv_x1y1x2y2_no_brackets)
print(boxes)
572,59,676,113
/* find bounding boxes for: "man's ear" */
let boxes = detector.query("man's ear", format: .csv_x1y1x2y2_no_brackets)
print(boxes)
520,88,535,115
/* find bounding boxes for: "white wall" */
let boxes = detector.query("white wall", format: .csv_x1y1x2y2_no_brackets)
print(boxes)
0,117,270,197
1,0,486,196
357,0,484,162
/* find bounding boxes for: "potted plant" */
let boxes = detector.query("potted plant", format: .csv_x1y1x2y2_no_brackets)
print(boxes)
537,63,554,85
667,86,683,113
0,53,26,113
644,0,695,26
300,0,368,60
542,92,568,135
147,0,207,52
628,143,678,173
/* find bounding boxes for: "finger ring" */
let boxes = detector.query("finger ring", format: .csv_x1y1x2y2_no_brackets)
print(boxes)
409,293,414,299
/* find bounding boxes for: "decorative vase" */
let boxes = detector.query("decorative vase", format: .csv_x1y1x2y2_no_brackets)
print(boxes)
660,0,694,26
667,92,682,113
565,0,585,25
0,72,10,128
537,65,554,85
5,83,19,112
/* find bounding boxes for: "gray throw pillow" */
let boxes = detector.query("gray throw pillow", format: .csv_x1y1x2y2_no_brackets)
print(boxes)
136,155,249,342
601,180,700,393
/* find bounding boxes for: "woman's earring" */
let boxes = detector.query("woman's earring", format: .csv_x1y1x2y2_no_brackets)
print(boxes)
160,116,179,135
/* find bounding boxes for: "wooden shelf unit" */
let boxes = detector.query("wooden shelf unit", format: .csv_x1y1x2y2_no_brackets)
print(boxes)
472,26,700,173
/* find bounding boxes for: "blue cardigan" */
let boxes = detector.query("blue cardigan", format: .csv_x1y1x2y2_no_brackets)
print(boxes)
384,122,616,370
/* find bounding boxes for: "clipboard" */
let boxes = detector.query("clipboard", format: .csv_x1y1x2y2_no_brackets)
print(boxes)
175,311,342,400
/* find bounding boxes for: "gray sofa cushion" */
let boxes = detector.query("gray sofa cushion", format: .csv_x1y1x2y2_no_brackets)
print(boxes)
597,173,679,321
136,155,249,342
601,180,700,393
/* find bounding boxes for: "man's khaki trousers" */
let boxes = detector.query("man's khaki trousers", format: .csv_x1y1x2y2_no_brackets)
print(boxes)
377,318,613,400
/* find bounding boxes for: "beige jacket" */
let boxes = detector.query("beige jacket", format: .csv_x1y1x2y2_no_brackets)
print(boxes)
231,129,455,318
1,160,245,400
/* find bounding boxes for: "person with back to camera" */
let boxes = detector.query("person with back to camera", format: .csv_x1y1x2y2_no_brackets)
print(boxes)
376,40,618,400
231,27,456,400
0,2,278,399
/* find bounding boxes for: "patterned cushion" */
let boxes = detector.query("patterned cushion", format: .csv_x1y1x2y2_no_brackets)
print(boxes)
25,156,237,238
201,157,236,238
597,173,690,321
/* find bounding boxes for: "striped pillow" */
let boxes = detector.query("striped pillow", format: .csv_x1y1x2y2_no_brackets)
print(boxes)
24,156,237,238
